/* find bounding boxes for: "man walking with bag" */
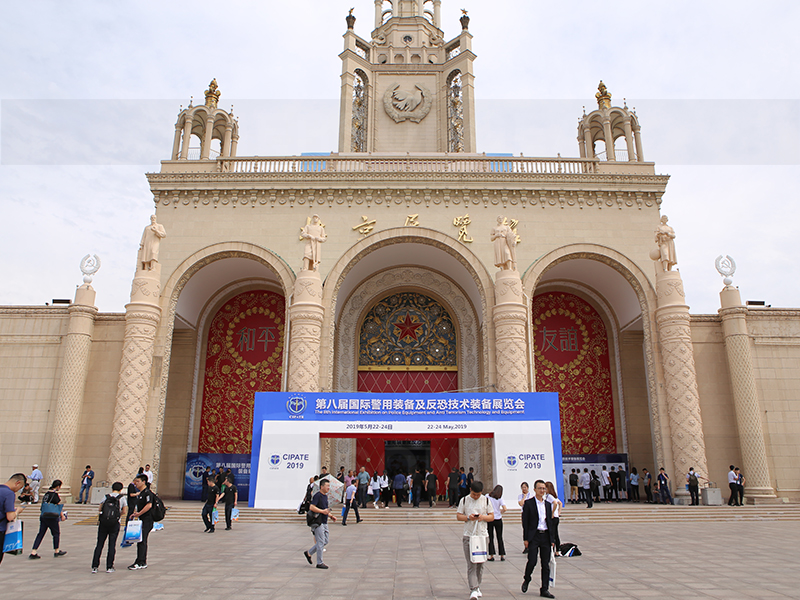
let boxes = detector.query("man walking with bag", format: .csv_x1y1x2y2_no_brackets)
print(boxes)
521,480,556,598
91,481,127,573
457,480,494,600
303,478,336,569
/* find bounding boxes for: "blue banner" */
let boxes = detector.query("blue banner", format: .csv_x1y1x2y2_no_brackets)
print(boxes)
250,392,562,507
184,453,251,501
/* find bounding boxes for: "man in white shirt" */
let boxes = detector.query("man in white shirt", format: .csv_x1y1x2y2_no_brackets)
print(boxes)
342,480,361,525
600,466,612,502
579,468,593,508
29,464,43,503
143,465,154,484
457,481,494,600
521,480,556,597
727,465,739,506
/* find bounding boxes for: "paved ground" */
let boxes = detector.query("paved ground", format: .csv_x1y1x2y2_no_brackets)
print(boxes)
1,513,799,599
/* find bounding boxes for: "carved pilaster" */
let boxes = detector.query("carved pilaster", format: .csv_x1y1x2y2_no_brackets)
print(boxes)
719,286,776,502
108,267,162,483
654,271,708,498
492,270,530,393
47,286,98,500
288,270,325,392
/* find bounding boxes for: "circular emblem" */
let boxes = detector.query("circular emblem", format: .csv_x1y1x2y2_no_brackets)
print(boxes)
287,396,307,415
715,255,736,285
506,455,517,468
269,454,281,466
383,83,433,123
79,254,101,284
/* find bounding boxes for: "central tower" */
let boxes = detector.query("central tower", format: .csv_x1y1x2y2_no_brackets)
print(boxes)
338,1,477,153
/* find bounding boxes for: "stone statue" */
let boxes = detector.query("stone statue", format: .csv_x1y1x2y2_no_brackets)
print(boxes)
138,215,167,271
300,214,327,272
491,216,517,271
654,215,677,272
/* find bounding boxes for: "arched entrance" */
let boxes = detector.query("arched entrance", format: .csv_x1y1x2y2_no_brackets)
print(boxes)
356,290,460,478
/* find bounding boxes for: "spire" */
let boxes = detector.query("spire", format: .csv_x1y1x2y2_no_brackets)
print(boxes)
204,79,220,109
595,80,611,109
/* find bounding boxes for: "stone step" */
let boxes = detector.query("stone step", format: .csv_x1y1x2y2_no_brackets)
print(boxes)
39,502,800,525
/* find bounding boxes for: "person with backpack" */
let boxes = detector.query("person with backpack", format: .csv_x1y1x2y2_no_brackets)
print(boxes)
29,480,66,559
91,482,127,573
686,467,707,506
128,474,155,570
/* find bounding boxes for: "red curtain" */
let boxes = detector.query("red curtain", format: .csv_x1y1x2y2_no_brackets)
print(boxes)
532,291,616,454
199,290,285,453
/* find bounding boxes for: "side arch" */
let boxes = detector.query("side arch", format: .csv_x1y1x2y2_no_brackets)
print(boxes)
521,243,665,468
151,242,295,480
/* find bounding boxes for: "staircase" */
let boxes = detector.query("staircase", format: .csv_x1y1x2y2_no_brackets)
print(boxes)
51,501,800,526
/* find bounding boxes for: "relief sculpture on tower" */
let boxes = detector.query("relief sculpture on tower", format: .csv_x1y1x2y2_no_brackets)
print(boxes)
384,83,433,123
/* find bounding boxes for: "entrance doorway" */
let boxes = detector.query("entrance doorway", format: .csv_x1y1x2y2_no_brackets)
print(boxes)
385,440,430,478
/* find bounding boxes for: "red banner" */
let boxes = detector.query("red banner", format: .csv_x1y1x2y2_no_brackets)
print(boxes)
199,290,285,453
532,292,616,454
357,371,458,393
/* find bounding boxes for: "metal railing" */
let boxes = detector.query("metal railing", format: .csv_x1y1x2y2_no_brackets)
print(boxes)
595,148,635,162
217,155,599,175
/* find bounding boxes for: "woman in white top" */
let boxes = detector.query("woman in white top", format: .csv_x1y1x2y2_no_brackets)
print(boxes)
486,485,507,561
518,482,534,554
370,472,381,508
378,470,390,509
545,481,563,556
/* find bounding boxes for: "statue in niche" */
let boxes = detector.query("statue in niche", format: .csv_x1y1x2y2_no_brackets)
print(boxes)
138,215,167,271
653,215,677,272
491,216,517,271
300,214,327,272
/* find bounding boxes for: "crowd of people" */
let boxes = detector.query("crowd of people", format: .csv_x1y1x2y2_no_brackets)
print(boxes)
0,465,161,573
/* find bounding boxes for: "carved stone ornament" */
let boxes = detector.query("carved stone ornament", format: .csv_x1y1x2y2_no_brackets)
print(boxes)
715,254,736,286
383,83,433,123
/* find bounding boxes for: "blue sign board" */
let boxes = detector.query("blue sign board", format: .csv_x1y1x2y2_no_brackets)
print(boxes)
250,392,562,507
184,453,251,501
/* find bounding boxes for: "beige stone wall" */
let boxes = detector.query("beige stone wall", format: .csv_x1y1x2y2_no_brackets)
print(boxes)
748,310,800,501
619,330,654,472
690,317,741,489
159,329,197,499
0,308,68,477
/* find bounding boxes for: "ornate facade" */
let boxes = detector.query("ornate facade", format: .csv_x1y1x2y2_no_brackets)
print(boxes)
1,2,798,504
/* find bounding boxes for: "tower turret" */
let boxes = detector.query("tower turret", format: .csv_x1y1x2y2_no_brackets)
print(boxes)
339,1,476,153
171,79,239,160
577,81,644,162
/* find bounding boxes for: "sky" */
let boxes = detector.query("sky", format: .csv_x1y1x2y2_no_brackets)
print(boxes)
1,0,798,313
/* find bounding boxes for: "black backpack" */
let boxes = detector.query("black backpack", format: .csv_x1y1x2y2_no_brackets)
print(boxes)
689,472,699,486
149,492,167,522
99,494,121,526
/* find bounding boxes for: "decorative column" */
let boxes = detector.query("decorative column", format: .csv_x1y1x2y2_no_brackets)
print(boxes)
493,269,530,393
654,269,709,501
108,216,166,483
179,116,192,159
46,257,101,501
602,117,616,161
717,262,777,502
633,124,644,161
171,123,182,160
287,269,325,393
623,118,636,161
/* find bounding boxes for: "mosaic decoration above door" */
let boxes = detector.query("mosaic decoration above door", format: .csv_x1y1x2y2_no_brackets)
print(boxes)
199,290,285,453
358,291,457,368
532,291,616,454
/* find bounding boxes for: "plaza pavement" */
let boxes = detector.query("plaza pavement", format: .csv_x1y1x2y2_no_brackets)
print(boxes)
1,508,799,599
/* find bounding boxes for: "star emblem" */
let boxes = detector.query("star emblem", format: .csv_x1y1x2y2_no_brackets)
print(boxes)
393,313,422,342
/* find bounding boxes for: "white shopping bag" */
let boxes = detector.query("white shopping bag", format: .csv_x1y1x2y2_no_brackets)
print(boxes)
469,518,488,564
548,549,557,588
124,519,143,544
2,520,23,555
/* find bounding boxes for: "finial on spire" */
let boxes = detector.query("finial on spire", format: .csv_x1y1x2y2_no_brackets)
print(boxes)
205,79,220,109
460,9,470,30
189,95,193,108
623,97,628,109
346,8,356,29
596,80,611,109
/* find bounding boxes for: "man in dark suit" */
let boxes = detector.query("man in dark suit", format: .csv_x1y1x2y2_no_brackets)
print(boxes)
521,480,555,598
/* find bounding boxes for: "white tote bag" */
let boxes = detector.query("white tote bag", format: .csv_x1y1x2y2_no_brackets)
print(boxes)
468,497,489,564
548,550,557,588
